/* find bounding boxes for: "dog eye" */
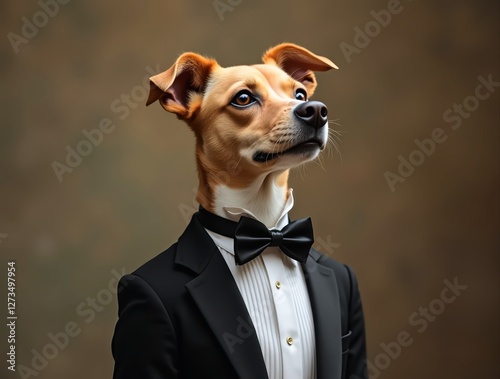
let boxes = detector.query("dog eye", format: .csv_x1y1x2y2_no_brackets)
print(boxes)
230,90,256,107
295,89,307,101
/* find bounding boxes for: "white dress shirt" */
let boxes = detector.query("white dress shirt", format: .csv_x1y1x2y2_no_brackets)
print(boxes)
205,190,316,379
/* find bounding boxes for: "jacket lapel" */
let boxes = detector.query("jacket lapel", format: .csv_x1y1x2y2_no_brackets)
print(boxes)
175,214,268,379
303,251,343,379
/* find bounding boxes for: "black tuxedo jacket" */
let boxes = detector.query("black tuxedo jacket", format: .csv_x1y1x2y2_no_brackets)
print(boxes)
112,213,367,379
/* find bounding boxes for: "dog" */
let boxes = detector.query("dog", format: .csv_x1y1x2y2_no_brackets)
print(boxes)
112,43,367,379
146,42,337,228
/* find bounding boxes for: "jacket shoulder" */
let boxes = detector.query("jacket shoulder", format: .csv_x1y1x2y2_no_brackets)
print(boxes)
128,243,193,301
133,243,177,276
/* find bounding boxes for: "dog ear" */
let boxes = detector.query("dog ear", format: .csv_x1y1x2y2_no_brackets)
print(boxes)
262,43,338,95
146,52,218,119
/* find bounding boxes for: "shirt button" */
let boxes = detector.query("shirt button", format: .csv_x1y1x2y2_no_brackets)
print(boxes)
275,281,281,289
286,337,294,346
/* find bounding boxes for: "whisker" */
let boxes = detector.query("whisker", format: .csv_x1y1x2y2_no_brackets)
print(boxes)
326,123,343,162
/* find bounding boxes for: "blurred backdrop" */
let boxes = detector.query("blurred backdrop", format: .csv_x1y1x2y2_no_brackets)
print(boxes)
0,1,498,378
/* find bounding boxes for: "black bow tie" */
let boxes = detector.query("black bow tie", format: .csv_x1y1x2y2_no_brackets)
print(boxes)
197,206,314,265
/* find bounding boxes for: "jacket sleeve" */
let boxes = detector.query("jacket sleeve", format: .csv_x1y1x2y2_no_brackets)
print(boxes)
112,274,179,379
345,265,368,379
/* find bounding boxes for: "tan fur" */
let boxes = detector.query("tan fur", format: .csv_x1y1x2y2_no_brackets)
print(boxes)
147,43,337,225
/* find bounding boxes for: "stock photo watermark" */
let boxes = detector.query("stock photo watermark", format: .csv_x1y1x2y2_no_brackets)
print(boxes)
314,235,341,255
339,0,413,64
15,268,131,378
7,0,72,54
367,277,467,378
213,0,244,22
51,64,161,183
384,73,499,192
6,261,17,372
222,316,255,353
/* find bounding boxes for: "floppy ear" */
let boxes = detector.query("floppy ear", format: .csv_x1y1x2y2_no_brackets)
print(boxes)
262,43,338,96
146,52,218,119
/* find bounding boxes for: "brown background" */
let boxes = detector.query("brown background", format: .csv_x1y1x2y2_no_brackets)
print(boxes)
0,1,498,378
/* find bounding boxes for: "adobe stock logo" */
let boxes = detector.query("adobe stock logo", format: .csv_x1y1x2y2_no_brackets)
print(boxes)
213,0,244,22
51,64,161,182
339,0,412,64
367,277,467,378
222,316,255,354
7,0,72,54
16,268,132,378
384,74,499,192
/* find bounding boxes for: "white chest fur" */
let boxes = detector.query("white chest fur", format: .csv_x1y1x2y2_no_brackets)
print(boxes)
213,173,289,228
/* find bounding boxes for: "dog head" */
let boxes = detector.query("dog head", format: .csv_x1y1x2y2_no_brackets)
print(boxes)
147,43,337,207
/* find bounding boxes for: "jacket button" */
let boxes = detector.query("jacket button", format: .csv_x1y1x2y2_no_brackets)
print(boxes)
286,337,293,346
275,281,281,289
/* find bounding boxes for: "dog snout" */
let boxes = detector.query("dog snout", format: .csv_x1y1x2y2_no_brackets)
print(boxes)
293,101,328,129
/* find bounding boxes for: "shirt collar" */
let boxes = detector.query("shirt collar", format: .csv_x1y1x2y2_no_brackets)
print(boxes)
205,188,295,256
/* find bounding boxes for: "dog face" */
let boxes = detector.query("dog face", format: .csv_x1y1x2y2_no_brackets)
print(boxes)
147,43,337,192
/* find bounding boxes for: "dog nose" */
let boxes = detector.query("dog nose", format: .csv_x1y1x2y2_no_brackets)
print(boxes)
294,101,328,129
